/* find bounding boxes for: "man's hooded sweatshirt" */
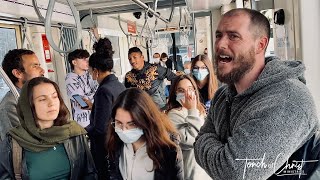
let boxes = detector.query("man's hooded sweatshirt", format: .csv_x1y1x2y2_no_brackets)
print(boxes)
194,57,319,180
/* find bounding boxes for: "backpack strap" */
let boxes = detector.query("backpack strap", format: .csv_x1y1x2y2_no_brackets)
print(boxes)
12,138,22,180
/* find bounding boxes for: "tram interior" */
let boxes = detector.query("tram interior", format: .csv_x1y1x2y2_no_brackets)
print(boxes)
0,0,319,116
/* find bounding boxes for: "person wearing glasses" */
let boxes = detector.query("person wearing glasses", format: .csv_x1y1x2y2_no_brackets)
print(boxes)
106,88,184,180
191,54,219,111
166,75,210,180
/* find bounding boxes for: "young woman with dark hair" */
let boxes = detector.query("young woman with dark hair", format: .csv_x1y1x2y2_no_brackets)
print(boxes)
166,74,210,179
85,38,126,179
106,88,184,180
0,77,97,179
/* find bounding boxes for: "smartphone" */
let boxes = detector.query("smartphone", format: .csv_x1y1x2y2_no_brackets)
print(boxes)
72,94,89,108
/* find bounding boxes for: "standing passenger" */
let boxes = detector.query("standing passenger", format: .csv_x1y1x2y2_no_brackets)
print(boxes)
0,77,97,179
166,75,210,180
106,88,184,180
194,8,319,179
65,49,98,127
191,54,218,111
125,47,176,109
85,46,126,179
0,49,44,140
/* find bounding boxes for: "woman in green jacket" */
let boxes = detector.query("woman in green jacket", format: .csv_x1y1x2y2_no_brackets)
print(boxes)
0,77,97,179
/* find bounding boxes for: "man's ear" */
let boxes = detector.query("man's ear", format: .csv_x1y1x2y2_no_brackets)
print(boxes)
256,36,269,54
72,59,77,66
12,69,23,79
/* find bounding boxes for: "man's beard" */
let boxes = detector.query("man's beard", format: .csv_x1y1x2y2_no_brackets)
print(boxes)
215,47,255,85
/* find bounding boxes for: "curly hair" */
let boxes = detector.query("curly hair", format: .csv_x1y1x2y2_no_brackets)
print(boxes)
93,37,114,57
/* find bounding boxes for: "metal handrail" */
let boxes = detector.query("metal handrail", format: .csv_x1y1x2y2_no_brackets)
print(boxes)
0,67,19,101
32,0,45,22
44,0,82,53
0,15,75,28
21,17,34,50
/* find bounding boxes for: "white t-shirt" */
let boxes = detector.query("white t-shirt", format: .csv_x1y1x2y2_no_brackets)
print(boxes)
119,143,154,180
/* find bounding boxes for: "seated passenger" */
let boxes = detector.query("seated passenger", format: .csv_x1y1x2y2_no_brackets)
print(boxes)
166,75,210,180
106,88,184,180
0,77,97,179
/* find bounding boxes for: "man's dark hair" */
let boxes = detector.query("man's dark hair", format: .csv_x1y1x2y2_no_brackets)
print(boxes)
128,47,142,56
67,49,90,70
2,49,34,84
89,52,113,72
224,8,270,40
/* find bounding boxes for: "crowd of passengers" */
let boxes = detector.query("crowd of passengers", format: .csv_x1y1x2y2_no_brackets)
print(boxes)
0,35,216,180
1,8,317,180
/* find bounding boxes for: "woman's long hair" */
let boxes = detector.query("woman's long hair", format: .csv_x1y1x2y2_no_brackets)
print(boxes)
106,88,178,169
166,74,206,115
191,54,219,100
27,77,69,126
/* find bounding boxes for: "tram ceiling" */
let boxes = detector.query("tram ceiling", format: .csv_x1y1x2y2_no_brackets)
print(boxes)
55,0,187,19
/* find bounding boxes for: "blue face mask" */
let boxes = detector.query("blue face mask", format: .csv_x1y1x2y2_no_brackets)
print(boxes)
184,69,191,74
193,69,209,81
115,128,144,144
176,93,185,105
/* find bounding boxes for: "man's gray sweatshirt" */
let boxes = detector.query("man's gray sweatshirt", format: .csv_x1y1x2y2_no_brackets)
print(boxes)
194,57,319,180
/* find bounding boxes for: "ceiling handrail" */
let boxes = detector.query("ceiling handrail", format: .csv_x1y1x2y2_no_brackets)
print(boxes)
32,0,45,22
58,23,67,57
0,67,19,101
44,0,82,53
21,17,34,50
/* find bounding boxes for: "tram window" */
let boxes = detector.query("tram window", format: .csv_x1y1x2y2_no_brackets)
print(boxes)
0,27,18,64
172,32,194,64
0,26,19,100
151,33,194,65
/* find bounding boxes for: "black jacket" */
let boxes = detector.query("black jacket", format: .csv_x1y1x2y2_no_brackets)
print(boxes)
85,74,125,179
86,74,126,137
106,145,184,180
124,63,176,96
0,134,97,180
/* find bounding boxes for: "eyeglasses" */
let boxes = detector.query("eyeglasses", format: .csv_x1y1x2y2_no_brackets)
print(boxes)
193,66,207,70
176,87,195,94
111,121,137,130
